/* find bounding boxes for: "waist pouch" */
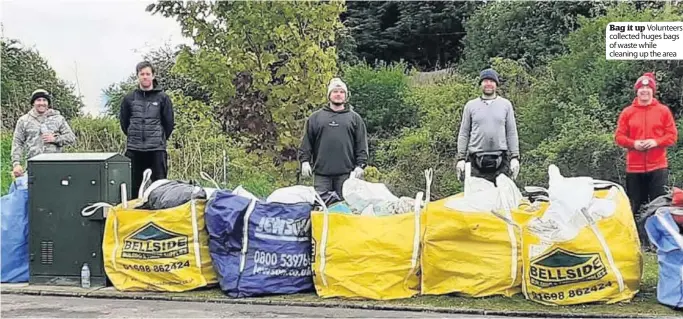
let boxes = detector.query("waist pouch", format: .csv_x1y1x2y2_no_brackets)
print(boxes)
474,152,503,172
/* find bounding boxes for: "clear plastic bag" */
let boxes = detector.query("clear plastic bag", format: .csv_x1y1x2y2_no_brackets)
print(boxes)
342,176,399,213
445,162,523,213
527,165,618,242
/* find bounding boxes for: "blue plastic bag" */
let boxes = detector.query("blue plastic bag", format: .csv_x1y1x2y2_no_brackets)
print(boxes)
1,175,29,283
328,202,353,214
645,208,683,309
205,191,315,298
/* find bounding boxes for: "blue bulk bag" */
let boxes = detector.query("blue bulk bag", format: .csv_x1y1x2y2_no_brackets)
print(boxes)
645,208,683,309
205,191,315,298
1,175,29,283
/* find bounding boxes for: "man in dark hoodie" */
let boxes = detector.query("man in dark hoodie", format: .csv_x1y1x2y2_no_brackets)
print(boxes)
119,61,175,198
299,77,369,198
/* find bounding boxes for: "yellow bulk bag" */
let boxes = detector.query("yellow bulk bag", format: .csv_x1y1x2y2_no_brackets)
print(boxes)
521,178,642,305
82,198,217,292
420,167,544,298
311,192,424,300
421,196,540,297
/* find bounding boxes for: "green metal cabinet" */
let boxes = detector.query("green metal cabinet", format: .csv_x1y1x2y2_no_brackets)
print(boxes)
27,153,131,287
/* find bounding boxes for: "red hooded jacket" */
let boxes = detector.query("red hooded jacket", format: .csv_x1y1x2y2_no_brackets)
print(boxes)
615,98,678,173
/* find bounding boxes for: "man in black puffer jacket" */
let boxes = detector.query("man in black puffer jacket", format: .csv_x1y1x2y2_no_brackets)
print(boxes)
119,61,175,198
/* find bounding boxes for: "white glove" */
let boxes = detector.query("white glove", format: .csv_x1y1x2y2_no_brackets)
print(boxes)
352,167,364,179
456,160,466,181
510,158,520,179
301,162,312,178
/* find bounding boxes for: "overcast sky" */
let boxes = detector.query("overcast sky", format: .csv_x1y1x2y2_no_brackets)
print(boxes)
2,0,190,116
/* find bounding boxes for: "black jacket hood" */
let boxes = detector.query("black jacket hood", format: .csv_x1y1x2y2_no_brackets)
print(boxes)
136,79,163,94
323,103,353,113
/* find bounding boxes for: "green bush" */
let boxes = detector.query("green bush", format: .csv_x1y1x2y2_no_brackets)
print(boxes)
343,61,418,138
661,117,683,188
1,132,13,195
68,116,126,153
376,76,479,199
519,102,625,187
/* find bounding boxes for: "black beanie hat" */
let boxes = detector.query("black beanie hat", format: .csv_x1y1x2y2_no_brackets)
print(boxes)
30,89,52,106
479,68,500,85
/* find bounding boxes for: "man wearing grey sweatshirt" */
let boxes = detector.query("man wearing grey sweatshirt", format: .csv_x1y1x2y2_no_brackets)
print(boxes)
299,78,369,198
456,68,520,183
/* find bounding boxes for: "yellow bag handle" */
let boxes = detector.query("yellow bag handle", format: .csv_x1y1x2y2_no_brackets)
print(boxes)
80,201,120,271
315,192,331,287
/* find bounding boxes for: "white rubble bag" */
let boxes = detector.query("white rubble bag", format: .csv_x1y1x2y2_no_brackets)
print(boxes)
266,185,317,204
445,162,523,213
526,165,618,242
342,176,399,213
232,185,259,201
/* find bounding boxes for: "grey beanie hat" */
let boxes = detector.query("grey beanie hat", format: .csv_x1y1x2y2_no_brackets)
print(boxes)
479,68,500,85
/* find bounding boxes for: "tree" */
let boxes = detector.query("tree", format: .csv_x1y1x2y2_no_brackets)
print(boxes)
508,2,683,186
334,22,359,67
372,2,683,197
343,1,481,70
1,38,83,130
459,1,605,74
147,0,344,162
102,75,136,117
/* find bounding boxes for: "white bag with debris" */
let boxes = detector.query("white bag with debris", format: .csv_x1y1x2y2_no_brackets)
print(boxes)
445,162,523,213
520,165,642,306
359,197,417,217
374,197,418,216
526,165,618,242
266,185,317,204
342,176,399,213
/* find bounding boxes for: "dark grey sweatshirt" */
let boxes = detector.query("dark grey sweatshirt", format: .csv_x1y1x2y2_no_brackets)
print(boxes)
457,96,520,160
299,104,369,176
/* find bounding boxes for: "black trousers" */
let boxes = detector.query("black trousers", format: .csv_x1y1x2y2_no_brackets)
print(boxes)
626,168,668,247
125,150,169,199
314,173,351,200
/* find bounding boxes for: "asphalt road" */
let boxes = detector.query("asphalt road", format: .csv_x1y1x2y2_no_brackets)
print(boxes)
1,294,516,318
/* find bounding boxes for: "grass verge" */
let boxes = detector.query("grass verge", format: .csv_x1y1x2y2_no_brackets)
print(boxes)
172,253,680,317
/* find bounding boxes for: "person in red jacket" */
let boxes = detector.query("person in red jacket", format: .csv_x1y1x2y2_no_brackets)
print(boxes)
615,72,678,246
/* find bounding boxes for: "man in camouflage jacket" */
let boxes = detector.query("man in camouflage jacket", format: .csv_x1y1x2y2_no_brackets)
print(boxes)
11,89,76,177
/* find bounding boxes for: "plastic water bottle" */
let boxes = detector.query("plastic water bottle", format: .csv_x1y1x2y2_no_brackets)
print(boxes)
40,123,51,149
40,123,50,134
81,263,91,288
